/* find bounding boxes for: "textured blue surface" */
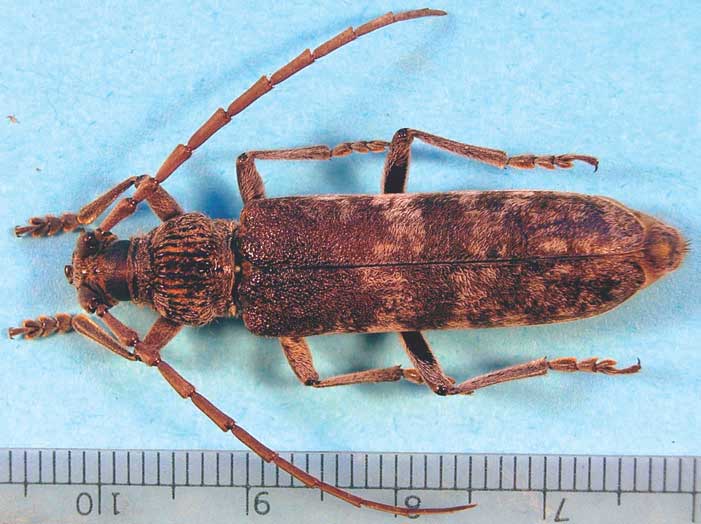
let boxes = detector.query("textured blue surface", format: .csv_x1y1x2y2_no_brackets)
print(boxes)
1,1,699,459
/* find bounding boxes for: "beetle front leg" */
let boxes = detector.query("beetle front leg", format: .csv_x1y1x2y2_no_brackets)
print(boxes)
399,331,640,396
236,141,389,203
15,175,183,237
381,128,599,193
9,315,470,515
279,336,421,388
36,315,469,515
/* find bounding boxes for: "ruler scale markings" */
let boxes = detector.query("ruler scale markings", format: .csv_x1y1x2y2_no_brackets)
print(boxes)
587,456,592,491
185,451,190,486
2,450,699,520
244,452,250,516
603,456,607,491
244,451,250,488
260,451,264,485
364,453,368,489
557,455,562,491
617,457,622,505
499,455,504,490
663,457,668,492
171,452,176,499
290,453,295,487
230,452,234,487
23,450,27,496
692,458,697,523
275,452,279,487
542,455,547,521
97,451,102,515
393,454,399,514
468,455,473,503
200,451,204,486
320,453,325,500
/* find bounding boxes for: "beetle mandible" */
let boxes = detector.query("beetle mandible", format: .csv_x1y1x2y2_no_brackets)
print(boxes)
9,8,686,517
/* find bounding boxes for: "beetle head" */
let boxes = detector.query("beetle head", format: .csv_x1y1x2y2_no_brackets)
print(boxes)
66,229,131,313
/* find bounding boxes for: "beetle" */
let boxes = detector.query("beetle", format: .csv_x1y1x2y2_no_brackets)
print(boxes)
8,7,686,517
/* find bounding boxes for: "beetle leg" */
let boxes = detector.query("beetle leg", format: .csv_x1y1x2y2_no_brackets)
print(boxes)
382,128,599,193
399,331,640,395
398,332,457,395
152,357,474,516
15,175,183,237
23,314,471,516
448,357,641,395
86,10,444,227
236,141,389,203
279,336,417,387
8,313,75,339
97,175,184,232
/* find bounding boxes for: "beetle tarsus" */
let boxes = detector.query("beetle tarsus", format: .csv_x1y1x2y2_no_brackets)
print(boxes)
505,153,599,171
15,213,80,237
547,357,642,375
8,313,74,339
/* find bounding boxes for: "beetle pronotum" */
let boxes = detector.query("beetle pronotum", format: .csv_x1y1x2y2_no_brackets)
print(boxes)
9,8,686,516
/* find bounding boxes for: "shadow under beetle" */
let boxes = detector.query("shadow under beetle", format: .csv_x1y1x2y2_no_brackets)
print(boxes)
10,8,686,516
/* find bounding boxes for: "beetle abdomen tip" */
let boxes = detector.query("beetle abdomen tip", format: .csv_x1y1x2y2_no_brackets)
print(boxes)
642,222,686,282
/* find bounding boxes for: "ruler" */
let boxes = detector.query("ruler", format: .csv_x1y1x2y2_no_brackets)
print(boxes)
1,449,698,523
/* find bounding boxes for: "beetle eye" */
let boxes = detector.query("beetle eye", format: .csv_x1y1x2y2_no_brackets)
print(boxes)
64,265,74,283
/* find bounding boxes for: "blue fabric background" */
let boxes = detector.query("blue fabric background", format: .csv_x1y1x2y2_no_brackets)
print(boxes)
1,2,699,457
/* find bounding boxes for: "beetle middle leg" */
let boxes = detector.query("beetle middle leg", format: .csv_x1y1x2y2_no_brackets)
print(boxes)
279,336,421,388
382,128,599,193
398,331,640,396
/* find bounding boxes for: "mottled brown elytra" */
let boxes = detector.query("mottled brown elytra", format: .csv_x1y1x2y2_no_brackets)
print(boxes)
9,8,686,517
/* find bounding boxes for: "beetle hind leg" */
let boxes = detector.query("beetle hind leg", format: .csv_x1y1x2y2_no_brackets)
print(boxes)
399,331,640,396
382,128,598,194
